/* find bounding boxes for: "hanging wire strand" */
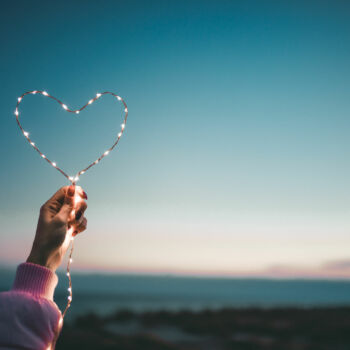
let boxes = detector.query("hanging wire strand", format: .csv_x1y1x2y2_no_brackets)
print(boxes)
62,239,75,318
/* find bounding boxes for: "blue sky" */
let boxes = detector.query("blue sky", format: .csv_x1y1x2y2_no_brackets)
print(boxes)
1,0,350,277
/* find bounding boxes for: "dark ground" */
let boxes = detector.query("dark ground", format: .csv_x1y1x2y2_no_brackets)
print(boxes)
56,307,350,350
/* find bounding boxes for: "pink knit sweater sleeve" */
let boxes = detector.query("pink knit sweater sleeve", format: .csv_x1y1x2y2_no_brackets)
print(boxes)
0,263,62,350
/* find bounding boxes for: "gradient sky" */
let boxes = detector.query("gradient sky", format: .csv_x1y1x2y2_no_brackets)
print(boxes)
1,0,350,278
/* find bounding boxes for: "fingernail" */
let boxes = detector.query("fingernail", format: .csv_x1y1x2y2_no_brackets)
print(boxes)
75,211,82,221
82,191,88,200
68,186,75,197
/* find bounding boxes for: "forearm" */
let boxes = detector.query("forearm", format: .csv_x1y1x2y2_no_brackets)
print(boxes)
0,263,62,350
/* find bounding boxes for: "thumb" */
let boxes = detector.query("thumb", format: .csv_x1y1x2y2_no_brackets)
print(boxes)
57,185,75,223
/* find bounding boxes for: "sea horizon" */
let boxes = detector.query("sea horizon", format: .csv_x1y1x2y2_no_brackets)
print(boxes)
2,265,350,322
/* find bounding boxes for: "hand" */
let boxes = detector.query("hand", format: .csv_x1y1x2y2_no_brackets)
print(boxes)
26,186,88,272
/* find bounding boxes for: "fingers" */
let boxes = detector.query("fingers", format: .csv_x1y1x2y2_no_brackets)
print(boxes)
45,186,67,205
56,186,75,222
43,186,87,208
73,217,87,236
40,187,67,216
57,186,87,224
43,184,88,237
69,200,87,234
73,200,88,223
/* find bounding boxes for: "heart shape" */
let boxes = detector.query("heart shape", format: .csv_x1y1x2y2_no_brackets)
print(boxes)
14,90,128,184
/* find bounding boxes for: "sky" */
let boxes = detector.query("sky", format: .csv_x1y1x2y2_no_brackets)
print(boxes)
1,0,350,278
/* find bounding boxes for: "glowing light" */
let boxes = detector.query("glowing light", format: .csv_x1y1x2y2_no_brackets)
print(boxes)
66,272,70,277
118,132,122,138
94,160,98,164
32,91,37,94
69,176,74,181
62,104,68,110
88,99,93,104
52,162,57,167
74,192,82,205
68,287,72,292
69,258,73,263
74,176,79,182
117,96,121,100
23,131,29,137
30,142,35,146
121,123,125,130
125,108,128,113
14,109,19,116
42,91,48,96
75,110,80,114
81,171,85,175
68,296,72,301
96,93,101,97
41,154,46,158
104,150,109,156
18,97,22,102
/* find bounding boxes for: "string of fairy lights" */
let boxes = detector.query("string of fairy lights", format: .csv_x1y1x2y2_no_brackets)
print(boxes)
14,90,128,349
15,90,128,184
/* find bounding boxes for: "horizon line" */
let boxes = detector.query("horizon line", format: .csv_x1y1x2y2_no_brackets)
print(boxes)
1,261,350,280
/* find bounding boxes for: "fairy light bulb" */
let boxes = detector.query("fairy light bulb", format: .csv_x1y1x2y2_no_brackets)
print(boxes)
88,99,93,104
104,150,109,156
125,108,128,113
18,97,22,102
42,91,48,96
75,110,80,114
23,131,29,137
30,142,35,146
14,109,19,116
121,123,125,130
96,93,101,98
62,104,68,110
41,154,46,158
118,132,122,138
52,162,57,167
117,96,121,101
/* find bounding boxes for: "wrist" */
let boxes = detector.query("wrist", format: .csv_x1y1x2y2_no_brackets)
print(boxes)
26,251,54,272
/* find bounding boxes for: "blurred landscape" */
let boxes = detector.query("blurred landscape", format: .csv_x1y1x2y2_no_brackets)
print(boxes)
2,268,350,349
57,307,350,350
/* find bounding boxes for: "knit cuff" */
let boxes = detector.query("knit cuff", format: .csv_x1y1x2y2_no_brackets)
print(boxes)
12,262,58,301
